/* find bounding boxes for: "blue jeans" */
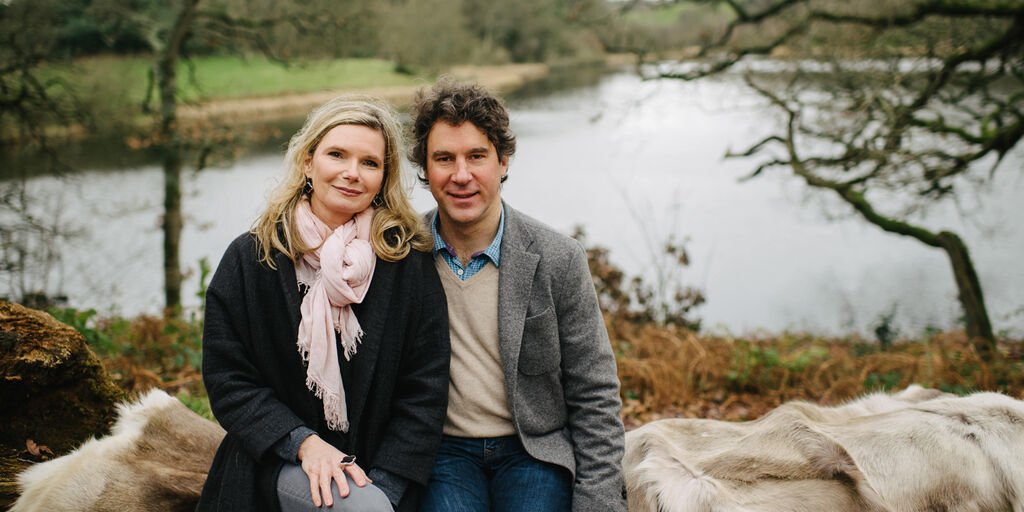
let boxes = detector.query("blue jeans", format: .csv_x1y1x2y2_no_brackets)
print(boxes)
419,435,572,512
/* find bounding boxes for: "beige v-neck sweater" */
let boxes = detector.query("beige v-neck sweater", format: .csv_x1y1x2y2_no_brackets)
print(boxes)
435,257,515,437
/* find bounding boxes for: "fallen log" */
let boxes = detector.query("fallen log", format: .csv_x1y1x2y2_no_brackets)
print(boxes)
0,301,125,509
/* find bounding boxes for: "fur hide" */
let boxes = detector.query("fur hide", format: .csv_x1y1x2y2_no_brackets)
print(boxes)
624,385,1024,512
11,389,225,512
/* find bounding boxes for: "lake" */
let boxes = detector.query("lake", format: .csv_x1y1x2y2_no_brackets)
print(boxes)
4,67,1023,337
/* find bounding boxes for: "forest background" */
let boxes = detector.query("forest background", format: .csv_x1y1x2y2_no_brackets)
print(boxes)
1,0,1023,480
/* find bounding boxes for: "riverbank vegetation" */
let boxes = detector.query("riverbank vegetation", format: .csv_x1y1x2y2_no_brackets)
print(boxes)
46,298,1024,428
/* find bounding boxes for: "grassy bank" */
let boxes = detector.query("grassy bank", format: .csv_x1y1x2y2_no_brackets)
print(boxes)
2,55,434,141
47,55,427,107
621,1,732,25
8,54,562,140
49,306,1024,428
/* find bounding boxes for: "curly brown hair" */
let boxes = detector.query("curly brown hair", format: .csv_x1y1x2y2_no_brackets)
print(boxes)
409,79,516,185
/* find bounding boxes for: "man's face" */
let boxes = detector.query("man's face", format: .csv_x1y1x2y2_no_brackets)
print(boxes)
425,121,507,233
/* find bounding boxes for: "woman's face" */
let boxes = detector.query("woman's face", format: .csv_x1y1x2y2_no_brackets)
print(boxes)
304,124,386,229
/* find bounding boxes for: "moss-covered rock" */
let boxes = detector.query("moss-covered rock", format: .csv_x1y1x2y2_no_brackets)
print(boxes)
0,300,125,509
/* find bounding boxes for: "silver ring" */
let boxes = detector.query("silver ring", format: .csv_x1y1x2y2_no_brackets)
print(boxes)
339,455,356,467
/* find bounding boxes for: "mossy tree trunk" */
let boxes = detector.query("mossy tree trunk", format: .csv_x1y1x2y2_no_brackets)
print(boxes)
156,0,200,312
0,301,125,508
838,195,996,355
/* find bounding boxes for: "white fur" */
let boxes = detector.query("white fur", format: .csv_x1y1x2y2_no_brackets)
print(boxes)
11,389,223,512
625,386,1024,512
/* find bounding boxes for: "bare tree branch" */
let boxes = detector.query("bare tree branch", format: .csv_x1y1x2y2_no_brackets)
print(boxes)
664,0,1023,346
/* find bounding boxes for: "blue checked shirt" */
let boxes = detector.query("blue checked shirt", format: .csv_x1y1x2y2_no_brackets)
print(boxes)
431,206,504,280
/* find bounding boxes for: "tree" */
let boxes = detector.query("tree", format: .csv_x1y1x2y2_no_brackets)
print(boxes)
84,0,344,311
379,0,475,72
644,0,1023,355
0,0,92,305
458,0,609,62
376,0,610,72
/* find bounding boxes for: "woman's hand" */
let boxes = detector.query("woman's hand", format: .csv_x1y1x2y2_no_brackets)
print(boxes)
296,434,371,507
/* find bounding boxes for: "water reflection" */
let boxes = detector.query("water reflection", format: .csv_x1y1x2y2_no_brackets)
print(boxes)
3,68,1022,337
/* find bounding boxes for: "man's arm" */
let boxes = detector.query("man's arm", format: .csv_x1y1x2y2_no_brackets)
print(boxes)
555,240,627,512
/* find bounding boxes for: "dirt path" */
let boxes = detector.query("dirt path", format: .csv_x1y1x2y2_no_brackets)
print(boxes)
177,63,551,124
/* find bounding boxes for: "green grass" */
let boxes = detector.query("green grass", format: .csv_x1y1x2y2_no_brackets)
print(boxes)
621,2,732,26
170,56,427,101
176,389,215,421
43,55,429,111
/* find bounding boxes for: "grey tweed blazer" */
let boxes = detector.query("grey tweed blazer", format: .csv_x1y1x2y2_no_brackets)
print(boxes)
431,202,627,511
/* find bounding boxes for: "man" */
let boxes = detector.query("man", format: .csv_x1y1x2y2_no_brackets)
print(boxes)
410,80,626,512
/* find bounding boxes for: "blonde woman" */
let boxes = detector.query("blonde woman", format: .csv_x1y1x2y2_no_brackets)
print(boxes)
198,96,450,512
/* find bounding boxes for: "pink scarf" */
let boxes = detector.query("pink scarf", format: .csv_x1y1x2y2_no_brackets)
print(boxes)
294,200,376,432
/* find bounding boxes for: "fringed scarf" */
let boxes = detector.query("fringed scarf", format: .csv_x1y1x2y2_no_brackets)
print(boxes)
294,200,376,432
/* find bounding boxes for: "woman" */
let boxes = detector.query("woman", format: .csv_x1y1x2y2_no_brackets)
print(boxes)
198,96,450,512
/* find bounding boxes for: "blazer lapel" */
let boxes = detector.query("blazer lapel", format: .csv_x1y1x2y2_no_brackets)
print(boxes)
498,204,539,383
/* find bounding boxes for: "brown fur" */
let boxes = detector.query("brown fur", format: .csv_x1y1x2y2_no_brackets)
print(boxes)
11,389,225,512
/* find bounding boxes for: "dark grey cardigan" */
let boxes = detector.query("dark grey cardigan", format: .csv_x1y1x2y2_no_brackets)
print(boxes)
197,232,450,512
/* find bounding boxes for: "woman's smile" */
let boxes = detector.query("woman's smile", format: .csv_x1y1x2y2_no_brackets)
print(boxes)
335,185,362,196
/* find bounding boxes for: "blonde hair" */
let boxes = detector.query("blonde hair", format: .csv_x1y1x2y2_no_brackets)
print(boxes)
252,95,429,268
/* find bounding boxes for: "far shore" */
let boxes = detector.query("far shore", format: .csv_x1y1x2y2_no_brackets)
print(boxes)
176,62,550,125
178,56,637,125
3,56,638,144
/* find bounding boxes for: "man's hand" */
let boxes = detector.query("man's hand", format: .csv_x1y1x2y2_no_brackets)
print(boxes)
297,435,371,507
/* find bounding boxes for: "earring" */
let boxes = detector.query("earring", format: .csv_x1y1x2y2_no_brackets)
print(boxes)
302,177,313,196
371,194,384,207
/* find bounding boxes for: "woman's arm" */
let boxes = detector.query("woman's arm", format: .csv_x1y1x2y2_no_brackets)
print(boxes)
202,237,307,460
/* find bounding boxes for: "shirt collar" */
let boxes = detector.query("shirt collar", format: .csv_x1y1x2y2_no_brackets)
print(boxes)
431,205,504,267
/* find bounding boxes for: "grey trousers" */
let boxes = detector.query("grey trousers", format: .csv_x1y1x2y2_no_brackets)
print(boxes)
277,463,393,512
